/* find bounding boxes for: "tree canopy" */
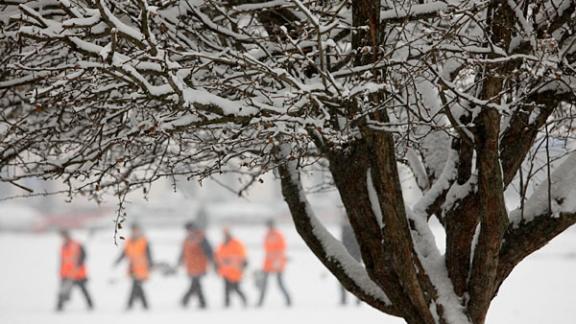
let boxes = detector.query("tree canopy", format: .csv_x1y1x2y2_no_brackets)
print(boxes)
1,1,576,323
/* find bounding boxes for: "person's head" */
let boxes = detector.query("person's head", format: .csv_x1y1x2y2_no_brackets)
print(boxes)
131,223,143,237
185,221,197,233
223,227,232,242
59,229,71,241
266,218,276,230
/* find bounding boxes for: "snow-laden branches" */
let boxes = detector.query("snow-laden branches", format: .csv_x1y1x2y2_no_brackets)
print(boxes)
2,0,576,323
510,151,576,225
277,146,396,314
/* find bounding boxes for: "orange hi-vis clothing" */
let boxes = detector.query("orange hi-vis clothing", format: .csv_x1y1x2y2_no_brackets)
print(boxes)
60,240,87,280
125,237,150,281
216,238,247,282
263,229,287,273
182,233,210,276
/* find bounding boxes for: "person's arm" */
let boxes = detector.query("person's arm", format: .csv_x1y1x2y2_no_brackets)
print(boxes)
58,245,63,275
78,245,86,266
113,249,125,267
177,243,184,267
146,241,153,267
279,232,287,251
214,247,221,273
241,243,248,268
202,238,214,262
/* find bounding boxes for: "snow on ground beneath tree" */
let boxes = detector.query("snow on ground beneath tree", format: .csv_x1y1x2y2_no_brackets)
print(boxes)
1,225,576,324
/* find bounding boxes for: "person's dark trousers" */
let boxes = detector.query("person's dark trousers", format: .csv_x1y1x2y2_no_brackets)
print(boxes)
182,276,207,308
56,279,94,311
224,279,247,307
127,279,149,310
340,285,361,306
257,272,292,307
76,280,94,309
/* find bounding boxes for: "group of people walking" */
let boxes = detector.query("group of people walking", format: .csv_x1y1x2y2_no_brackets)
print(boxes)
56,220,291,311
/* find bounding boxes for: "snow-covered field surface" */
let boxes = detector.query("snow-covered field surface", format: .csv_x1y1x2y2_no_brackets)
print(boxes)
0,225,575,324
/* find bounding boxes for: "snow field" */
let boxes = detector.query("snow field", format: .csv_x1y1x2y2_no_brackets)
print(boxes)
0,225,574,324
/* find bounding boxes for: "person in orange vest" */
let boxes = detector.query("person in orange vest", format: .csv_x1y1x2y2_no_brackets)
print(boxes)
177,221,213,309
56,230,94,311
215,228,248,307
114,223,153,310
257,219,292,307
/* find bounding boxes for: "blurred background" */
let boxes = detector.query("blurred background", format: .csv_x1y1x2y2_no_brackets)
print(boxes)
0,171,575,324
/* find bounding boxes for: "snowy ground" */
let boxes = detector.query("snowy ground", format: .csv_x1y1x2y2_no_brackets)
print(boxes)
0,225,575,324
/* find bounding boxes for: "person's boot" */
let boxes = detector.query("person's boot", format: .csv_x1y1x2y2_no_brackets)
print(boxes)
198,294,207,310
242,296,248,309
125,299,134,311
181,296,189,308
55,300,64,312
224,294,231,308
86,296,94,310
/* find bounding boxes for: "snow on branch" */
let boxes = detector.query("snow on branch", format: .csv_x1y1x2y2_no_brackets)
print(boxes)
407,209,471,324
278,147,393,309
380,1,448,22
510,151,576,226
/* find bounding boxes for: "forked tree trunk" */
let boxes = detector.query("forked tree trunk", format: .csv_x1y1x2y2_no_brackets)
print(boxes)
330,147,445,324
279,148,490,324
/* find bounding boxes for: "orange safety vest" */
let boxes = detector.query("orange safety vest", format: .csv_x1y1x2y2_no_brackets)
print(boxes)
183,233,209,277
60,240,87,280
124,237,150,281
216,238,246,282
263,229,287,273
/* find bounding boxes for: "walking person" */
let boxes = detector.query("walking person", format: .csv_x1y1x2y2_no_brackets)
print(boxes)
257,219,292,307
215,228,248,308
340,221,362,306
56,230,94,311
114,223,153,310
177,221,213,309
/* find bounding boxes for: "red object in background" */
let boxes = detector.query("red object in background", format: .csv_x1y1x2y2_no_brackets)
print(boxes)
37,208,112,232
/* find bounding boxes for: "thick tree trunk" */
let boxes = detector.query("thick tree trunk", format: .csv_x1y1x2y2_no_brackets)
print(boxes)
328,142,438,324
280,146,492,324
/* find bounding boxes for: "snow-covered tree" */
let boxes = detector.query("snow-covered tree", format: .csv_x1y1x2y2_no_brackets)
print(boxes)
1,0,576,323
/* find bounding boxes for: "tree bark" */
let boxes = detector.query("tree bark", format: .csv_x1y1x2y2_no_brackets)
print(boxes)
277,157,399,316
329,141,436,324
